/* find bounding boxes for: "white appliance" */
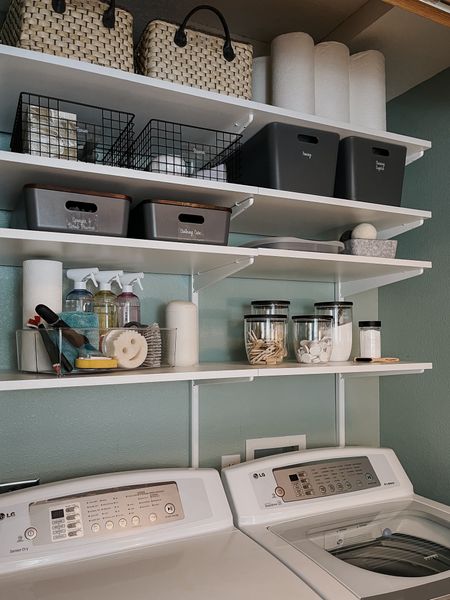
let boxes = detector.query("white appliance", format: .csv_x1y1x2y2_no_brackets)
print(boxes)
223,447,450,600
0,467,322,599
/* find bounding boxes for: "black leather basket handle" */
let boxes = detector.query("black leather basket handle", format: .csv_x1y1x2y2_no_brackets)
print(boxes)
51,0,116,28
174,4,236,62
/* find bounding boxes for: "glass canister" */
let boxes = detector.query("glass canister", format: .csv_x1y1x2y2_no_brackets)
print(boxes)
292,315,333,364
244,314,287,365
251,300,290,316
314,301,353,361
359,321,381,358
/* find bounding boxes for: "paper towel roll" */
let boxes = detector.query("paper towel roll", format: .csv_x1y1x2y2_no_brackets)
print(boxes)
252,56,271,104
314,42,350,122
166,301,198,367
272,32,315,114
22,260,63,372
350,50,386,130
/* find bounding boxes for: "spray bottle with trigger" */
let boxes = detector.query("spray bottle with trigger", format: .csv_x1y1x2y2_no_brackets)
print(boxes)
117,272,144,327
65,268,99,312
93,270,123,332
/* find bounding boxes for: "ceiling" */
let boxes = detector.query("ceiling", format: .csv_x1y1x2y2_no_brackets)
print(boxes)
0,0,449,98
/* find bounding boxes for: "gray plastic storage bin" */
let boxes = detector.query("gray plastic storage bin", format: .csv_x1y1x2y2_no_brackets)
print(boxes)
128,199,231,245
12,185,131,236
334,136,407,206
229,122,340,196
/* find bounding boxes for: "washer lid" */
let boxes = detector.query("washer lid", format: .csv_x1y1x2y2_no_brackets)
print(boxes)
269,497,450,599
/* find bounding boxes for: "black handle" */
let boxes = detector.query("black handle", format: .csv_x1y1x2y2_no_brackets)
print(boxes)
52,0,65,14
174,5,236,62
35,304,88,349
52,0,115,29
102,0,116,29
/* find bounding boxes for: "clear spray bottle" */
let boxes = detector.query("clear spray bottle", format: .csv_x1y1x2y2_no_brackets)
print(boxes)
65,268,99,312
117,272,144,327
93,270,123,332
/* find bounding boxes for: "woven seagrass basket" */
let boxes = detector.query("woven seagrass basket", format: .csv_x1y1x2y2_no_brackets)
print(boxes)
0,0,134,72
136,6,253,100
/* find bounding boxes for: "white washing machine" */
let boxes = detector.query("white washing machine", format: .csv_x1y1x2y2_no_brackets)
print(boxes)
0,467,322,599
222,446,450,600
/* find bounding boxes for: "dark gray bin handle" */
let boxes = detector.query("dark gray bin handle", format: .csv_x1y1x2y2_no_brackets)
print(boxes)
52,0,116,28
174,5,236,62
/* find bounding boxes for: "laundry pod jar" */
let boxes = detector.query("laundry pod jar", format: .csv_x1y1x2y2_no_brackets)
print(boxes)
292,315,333,364
244,314,287,365
314,301,353,361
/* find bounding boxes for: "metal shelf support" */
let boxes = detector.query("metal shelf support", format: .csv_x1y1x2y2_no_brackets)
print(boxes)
341,268,424,297
378,219,425,240
231,196,254,221
193,257,255,293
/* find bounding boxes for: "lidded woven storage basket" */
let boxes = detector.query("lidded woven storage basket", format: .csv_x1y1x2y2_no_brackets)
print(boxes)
0,0,134,72
136,5,253,100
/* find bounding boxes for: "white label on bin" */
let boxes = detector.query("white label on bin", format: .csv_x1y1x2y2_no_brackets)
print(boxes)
66,213,98,232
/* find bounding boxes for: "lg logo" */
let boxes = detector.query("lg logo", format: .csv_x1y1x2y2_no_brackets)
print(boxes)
0,512,16,520
252,472,266,479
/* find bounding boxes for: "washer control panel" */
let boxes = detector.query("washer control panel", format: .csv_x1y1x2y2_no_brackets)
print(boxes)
29,481,184,545
273,457,380,502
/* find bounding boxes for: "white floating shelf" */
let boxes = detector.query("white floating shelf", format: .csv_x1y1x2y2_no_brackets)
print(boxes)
0,151,432,240
239,188,431,239
0,229,431,294
0,361,432,391
0,45,431,171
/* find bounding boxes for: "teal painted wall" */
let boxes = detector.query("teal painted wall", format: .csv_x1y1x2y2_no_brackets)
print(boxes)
380,68,450,504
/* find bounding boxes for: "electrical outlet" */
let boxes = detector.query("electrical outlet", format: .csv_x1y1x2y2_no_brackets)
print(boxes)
221,454,241,469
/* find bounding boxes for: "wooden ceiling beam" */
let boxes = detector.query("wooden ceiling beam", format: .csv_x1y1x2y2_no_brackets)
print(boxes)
382,0,450,27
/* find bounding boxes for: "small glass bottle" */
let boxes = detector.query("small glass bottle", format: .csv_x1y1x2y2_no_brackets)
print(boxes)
244,314,287,365
359,321,381,358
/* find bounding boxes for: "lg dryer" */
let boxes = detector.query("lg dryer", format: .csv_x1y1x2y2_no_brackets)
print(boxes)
0,467,322,599
223,446,450,600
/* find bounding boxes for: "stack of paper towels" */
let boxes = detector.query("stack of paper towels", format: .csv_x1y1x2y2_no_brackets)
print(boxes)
252,32,386,131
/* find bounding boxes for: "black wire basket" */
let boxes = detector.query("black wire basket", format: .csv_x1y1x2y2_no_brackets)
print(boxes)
130,119,241,182
10,92,135,167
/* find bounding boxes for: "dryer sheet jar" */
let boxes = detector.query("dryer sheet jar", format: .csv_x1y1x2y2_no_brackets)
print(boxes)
244,314,287,365
292,315,333,364
359,320,381,358
314,301,353,361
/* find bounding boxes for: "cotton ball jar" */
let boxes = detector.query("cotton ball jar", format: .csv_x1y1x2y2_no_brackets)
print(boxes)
351,223,377,239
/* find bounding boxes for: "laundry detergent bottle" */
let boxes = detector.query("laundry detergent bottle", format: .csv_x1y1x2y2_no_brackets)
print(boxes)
65,268,99,312
93,270,123,333
117,272,144,327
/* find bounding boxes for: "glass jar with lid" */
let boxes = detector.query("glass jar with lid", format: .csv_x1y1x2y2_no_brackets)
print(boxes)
292,315,333,364
359,320,381,358
244,314,287,365
250,300,290,317
314,301,353,362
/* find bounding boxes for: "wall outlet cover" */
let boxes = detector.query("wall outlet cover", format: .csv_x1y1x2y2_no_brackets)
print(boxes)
245,434,306,461
221,454,241,469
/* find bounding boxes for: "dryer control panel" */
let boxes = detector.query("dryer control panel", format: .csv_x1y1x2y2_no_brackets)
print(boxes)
29,481,184,545
272,457,380,502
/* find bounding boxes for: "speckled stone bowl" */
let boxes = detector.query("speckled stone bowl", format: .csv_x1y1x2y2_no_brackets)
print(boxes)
343,239,397,258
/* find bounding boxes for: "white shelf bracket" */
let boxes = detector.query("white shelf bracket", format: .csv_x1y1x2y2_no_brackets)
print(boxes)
341,268,424,297
335,373,346,448
230,196,254,221
378,220,424,240
193,257,254,293
190,381,200,468
232,112,254,134
406,150,424,166
345,369,425,378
